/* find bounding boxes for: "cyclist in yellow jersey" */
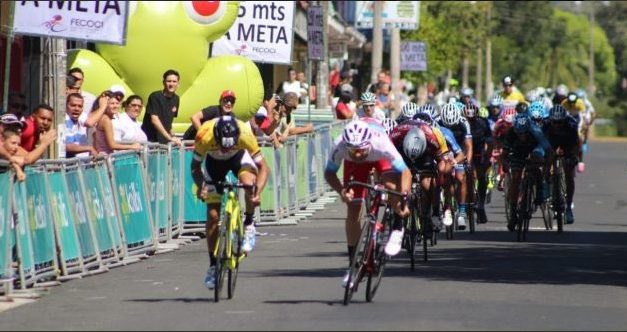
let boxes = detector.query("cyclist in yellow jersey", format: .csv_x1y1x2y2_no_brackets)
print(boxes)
500,75,527,105
560,92,586,125
191,114,269,290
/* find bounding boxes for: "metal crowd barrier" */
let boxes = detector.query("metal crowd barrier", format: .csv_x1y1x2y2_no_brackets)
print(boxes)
1,121,346,295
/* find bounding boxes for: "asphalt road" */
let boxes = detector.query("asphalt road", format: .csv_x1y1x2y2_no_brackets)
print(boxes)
1,140,626,331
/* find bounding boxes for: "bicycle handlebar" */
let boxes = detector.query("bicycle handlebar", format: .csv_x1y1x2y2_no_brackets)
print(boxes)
205,181,257,193
347,180,406,198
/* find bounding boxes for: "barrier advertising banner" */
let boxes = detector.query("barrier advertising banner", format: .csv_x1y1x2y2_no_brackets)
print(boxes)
13,1,129,45
0,171,11,278
212,1,295,64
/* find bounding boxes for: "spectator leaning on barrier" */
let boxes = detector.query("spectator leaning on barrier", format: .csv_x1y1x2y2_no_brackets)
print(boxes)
335,84,356,120
182,89,236,141
1,113,56,165
271,92,313,148
20,103,55,152
1,126,26,182
64,92,108,158
141,69,183,146
113,95,148,144
250,91,278,139
94,89,142,155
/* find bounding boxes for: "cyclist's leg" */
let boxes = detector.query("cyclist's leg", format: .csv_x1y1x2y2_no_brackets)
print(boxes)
507,152,525,231
343,160,370,260
236,150,259,227
474,157,489,223
380,161,410,256
454,163,467,229
564,152,578,224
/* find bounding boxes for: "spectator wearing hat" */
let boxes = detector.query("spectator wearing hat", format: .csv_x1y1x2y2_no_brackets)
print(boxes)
182,89,236,141
335,84,356,120
1,126,26,182
500,75,527,105
141,69,182,145
1,113,56,174
93,89,143,154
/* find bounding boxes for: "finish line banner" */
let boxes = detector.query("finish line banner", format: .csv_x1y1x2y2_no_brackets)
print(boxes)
13,1,129,45
212,1,295,65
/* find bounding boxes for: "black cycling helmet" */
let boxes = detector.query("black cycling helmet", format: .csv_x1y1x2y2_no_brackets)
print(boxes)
515,102,528,113
214,115,240,149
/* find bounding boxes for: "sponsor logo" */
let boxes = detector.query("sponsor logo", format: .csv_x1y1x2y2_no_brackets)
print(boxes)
42,15,66,33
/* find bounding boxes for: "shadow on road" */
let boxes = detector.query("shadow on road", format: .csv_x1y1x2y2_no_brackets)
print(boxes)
126,297,212,303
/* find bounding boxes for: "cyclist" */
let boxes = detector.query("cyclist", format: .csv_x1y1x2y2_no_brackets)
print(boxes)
324,119,411,287
486,94,503,131
542,105,580,224
460,87,480,110
355,91,386,125
463,103,493,224
491,106,517,191
382,117,397,136
191,115,270,289
396,102,420,125
575,89,596,159
502,113,552,231
389,118,451,234
439,102,472,230
560,92,585,127
528,101,548,127
553,84,569,106
500,75,527,105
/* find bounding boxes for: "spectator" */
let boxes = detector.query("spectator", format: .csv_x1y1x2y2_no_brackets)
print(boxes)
333,70,354,99
94,90,142,154
66,67,96,111
141,69,183,145
20,104,54,152
182,89,236,141
1,113,56,165
297,71,309,104
64,92,108,158
335,84,356,120
3,92,28,120
271,92,313,148
1,127,26,181
250,91,278,139
329,62,341,94
276,67,303,100
375,81,393,117
114,95,148,144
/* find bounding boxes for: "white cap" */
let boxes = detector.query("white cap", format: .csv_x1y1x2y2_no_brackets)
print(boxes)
255,106,268,118
110,84,126,95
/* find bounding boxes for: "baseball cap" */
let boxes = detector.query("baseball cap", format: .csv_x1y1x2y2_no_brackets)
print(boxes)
110,84,126,96
220,90,236,101
255,106,268,119
0,113,25,129
502,75,513,86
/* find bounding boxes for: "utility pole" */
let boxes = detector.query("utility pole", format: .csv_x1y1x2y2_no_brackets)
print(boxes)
315,0,329,109
42,37,67,158
370,1,383,85
390,27,400,117
1,1,15,113
476,48,482,103
485,4,493,101
588,4,596,97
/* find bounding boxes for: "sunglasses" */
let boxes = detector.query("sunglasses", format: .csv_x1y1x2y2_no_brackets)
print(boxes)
10,103,27,110
347,145,370,158
221,97,235,104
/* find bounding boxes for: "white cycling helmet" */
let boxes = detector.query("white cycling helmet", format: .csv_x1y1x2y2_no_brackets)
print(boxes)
342,120,373,148
382,117,397,135
441,103,462,126
403,127,427,162
461,87,474,98
360,91,376,106
418,104,440,123
399,102,420,122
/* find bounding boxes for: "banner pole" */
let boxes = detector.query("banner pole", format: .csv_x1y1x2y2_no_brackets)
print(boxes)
1,1,15,114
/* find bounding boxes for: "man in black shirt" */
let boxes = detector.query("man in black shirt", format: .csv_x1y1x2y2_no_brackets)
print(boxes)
141,69,182,145
181,90,237,140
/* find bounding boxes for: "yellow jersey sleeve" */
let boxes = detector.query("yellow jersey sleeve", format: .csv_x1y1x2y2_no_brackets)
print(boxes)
502,90,527,105
236,119,262,161
560,99,585,115
193,118,218,160
432,127,449,155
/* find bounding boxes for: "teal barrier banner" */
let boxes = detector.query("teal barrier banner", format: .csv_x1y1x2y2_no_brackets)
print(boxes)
147,149,168,234
24,168,57,266
66,165,99,260
13,181,35,281
286,141,297,212
277,147,289,217
170,146,181,228
296,136,308,206
83,164,115,254
96,162,123,248
308,134,318,197
183,149,206,222
47,169,81,262
0,171,11,278
111,153,153,245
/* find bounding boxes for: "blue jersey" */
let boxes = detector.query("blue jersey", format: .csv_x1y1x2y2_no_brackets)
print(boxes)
438,126,462,155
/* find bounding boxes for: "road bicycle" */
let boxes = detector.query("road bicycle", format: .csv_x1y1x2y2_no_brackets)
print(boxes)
405,172,437,269
343,180,406,305
514,159,544,242
547,155,568,233
207,175,255,302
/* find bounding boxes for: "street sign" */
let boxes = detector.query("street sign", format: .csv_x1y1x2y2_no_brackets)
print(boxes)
400,41,427,72
307,6,324,61
355,1,420,30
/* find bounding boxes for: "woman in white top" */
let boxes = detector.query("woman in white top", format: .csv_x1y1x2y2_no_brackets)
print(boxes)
93,91,142,155
113,95,148,144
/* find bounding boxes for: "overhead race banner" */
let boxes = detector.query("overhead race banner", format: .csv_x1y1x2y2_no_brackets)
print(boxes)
307,6,324,61
401,41,427,72
12,0,129,45
355,1,420,30
212,1,295,64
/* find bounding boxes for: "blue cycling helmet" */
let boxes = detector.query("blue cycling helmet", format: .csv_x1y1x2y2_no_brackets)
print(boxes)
528,101,545,120
513,113,531,134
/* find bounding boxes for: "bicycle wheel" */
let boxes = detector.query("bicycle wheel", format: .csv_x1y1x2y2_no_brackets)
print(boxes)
343,216,371,306
405,198,419,271
503,172,512,227
467,171,476,234
214,221,228,302
227,212,242,299
366,208,392,302
420,213,429,262
517,176,533,242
